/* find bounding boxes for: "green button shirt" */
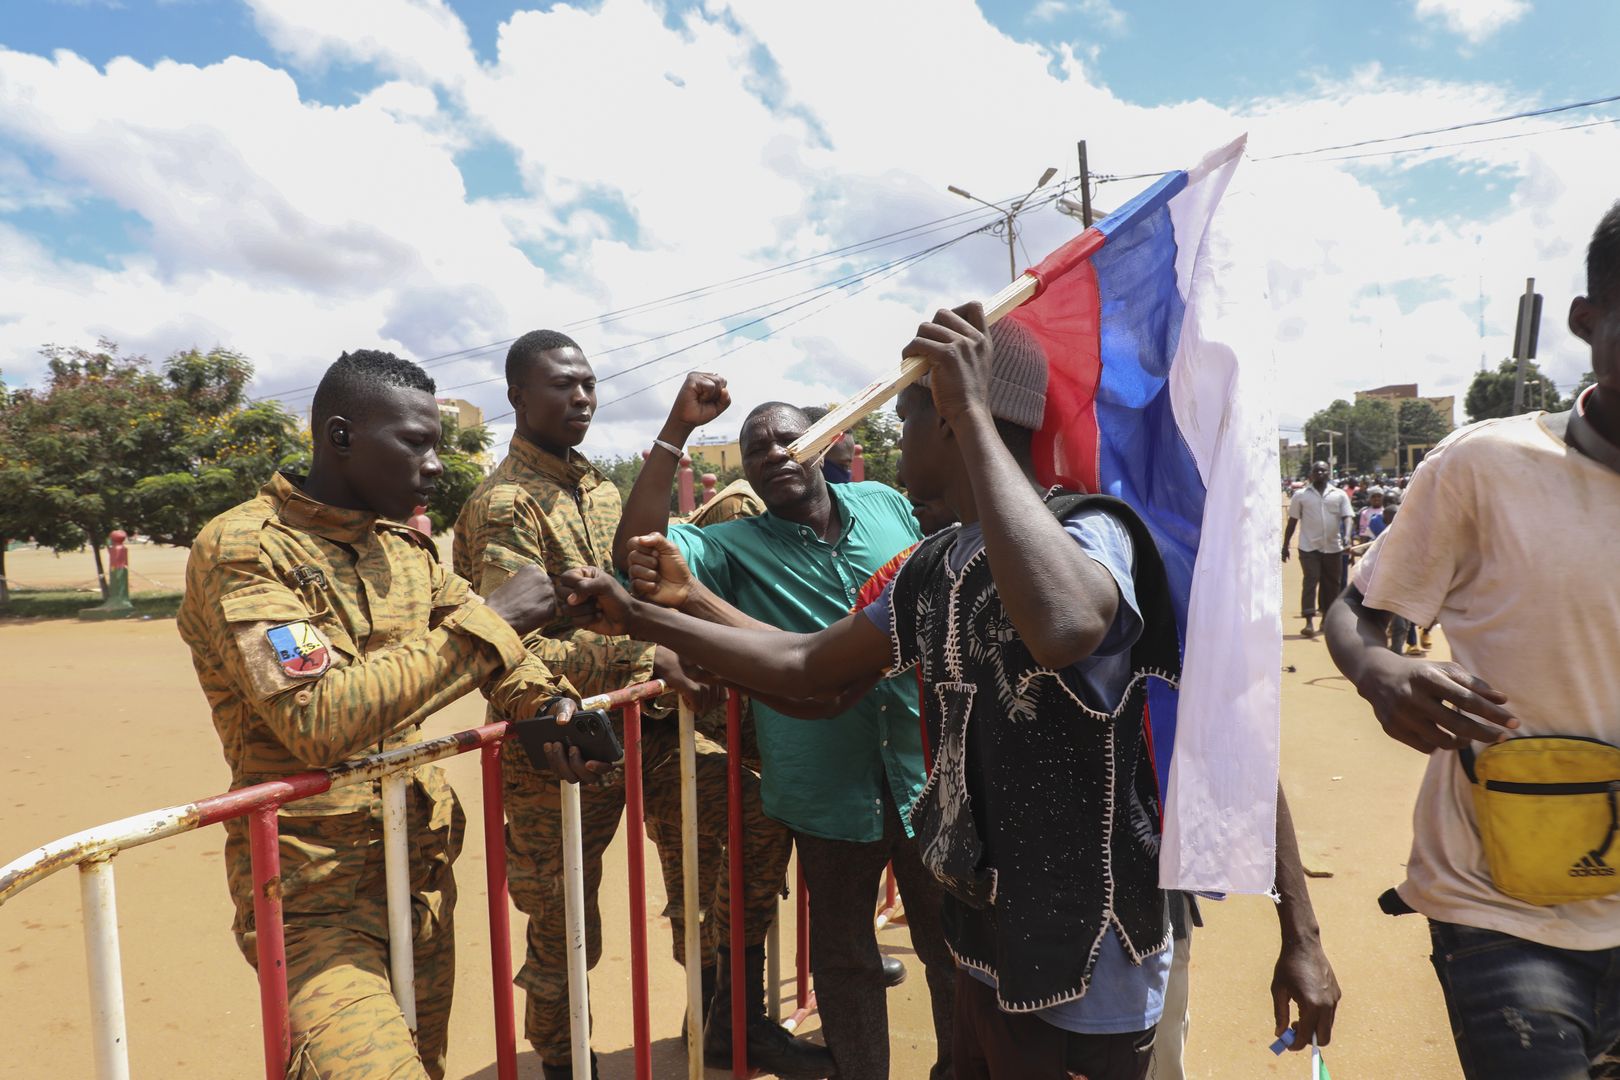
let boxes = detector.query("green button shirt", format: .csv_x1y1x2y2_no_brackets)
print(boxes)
668,481,924,842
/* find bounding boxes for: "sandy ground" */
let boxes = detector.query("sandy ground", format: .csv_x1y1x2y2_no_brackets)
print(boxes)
0,542,1461,1078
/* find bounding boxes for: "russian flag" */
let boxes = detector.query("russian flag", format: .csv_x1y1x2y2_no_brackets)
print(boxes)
1009,136,1280,895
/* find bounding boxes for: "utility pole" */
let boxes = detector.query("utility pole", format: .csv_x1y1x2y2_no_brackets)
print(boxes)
948,167,1058,283
1511,277,1543,415
1077,140,1094,227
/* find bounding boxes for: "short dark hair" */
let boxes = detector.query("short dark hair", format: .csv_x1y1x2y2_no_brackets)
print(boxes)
801,405,831,424
743,401,809,432
1588,201,1620,306
506,329,583,385
311,349,435,429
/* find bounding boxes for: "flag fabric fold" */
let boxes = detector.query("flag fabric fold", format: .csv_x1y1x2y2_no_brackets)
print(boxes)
1011,135,1280,894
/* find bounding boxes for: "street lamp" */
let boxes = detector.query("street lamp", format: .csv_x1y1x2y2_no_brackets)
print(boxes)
1321,429,1343,474
947,166,1058,282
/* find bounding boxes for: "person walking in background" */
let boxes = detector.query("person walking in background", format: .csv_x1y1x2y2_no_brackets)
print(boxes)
1282,460,1353,638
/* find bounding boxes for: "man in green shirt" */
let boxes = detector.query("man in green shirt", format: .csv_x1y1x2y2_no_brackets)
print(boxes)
615,375,954,1080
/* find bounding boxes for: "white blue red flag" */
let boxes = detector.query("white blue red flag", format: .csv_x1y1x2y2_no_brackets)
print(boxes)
1009,136,1280,894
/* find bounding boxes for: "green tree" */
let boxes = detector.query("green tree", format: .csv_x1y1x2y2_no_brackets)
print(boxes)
850,410,903,490
421,415,494,534
1465,358,1565,422
6,342,183,596
1395,398,1451,470
599,453,645,505
1303,397,1397,474
1575,370,1597,396
133,347,304,546
0,370,85,606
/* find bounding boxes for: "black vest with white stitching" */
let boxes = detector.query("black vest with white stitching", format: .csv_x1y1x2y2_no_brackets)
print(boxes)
889,491,1179,1011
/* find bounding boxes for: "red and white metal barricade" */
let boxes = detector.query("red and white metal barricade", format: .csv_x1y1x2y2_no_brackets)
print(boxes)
0,679,905,1080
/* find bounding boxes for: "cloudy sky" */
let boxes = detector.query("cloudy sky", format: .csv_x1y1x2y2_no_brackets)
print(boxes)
2,0,1616,459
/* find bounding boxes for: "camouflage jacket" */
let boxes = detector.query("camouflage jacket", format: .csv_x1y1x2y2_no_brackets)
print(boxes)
686,478,766,527
453,435,657,699
177,470,570,938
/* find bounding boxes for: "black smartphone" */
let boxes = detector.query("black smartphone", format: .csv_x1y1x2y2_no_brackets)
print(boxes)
514,708,623,770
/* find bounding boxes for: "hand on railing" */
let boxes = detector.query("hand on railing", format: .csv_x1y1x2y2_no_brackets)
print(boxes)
653,647,723,715
513,696,620,787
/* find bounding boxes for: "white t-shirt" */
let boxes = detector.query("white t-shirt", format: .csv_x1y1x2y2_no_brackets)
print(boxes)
1287,484,1353,553
1353,412,1620,949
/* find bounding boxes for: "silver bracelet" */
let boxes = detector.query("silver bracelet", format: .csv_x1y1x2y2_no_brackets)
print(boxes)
651,437,683,459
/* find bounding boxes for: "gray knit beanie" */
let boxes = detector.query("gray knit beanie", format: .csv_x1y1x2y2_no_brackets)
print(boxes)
916,318,1048,430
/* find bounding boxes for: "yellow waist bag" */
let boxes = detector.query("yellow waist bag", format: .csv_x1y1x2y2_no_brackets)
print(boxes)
1462,737,1620,906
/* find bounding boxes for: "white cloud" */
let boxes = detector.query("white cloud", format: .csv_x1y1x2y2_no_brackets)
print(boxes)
1413,0,1531,44
1029,0,1127,32
0,0,1609,465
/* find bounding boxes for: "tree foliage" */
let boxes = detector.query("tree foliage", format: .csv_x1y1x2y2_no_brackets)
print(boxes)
849,410,903,490
1395,398,1451,466
1465,358,1566,423
421,415,494,534
0,369,84,604
0,342,307,597
134,347,304,545
1303,397,1397,474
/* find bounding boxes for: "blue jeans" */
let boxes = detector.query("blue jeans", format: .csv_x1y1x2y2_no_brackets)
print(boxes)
1429,919,1620,1079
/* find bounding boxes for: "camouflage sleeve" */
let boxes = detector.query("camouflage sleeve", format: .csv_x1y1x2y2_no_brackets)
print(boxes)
528,628,655,701
464,482,656,697
214,558,541,768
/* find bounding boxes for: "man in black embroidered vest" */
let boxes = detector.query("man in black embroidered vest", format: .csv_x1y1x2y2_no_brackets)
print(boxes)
560,306,1179,1078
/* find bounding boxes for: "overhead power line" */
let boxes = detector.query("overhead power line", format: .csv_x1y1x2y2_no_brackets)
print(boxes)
250,179,1075,404
1098,89,1620,183
1254,90,1620,162
1309,114,1620,163
479,211,989,435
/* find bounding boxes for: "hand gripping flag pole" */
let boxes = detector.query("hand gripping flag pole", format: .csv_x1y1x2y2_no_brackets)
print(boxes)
786,273,1041,464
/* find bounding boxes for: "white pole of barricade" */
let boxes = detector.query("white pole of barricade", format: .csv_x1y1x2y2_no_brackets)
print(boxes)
560,780,592,1076
766,917,781,1023
381,771,417,1030
678,702,704,1079
79,856,131,1080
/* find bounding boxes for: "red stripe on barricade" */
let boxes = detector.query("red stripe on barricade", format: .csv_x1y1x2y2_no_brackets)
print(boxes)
623,701,654,1080
2,683,680,1080
248,806,289,1080
726,693,748,1078
481,741,519,1080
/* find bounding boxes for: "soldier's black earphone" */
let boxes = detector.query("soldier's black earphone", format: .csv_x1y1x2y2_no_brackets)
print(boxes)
333,427,350,447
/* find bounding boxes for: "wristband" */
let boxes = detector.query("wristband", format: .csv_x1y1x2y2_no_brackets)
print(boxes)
652,437,683,459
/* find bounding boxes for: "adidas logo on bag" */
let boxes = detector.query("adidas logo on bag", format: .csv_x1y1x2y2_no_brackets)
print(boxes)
1570,853,1618,878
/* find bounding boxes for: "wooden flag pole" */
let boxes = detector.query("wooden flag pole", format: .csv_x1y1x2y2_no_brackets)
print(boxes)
787,272,1040,463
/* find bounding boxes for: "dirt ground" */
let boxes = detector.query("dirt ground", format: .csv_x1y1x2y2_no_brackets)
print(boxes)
0,541,1461,1078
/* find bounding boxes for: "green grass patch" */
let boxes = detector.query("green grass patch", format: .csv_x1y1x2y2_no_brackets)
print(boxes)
0,589,184,621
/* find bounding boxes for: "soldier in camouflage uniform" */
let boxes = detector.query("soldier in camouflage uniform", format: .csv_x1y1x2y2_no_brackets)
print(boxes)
177,350,577,1080
453,331,817,1079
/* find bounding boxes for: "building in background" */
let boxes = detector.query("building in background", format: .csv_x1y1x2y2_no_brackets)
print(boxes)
1354,383,1455,473
689,435,742,474
437,397,493,472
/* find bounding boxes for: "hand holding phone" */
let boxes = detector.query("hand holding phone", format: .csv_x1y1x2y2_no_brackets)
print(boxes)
514,707,624,780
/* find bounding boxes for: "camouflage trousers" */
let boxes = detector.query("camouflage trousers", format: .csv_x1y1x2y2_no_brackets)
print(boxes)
503,718,793,1065
270,920,456,1079
232,775,464,1080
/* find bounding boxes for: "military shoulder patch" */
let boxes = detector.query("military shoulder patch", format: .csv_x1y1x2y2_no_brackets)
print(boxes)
265,620,331,678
